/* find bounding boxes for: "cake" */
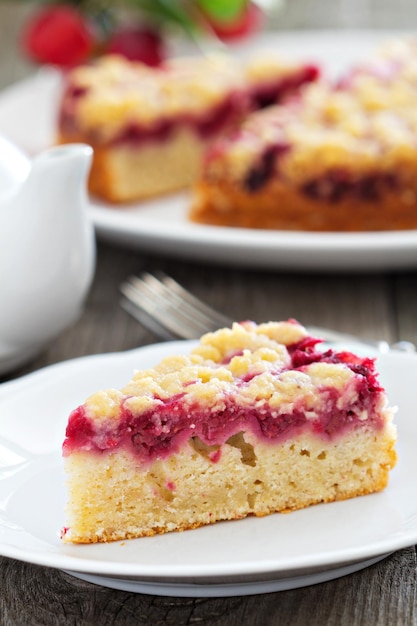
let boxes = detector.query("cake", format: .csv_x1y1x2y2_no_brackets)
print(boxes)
189,38,417,231
61,320,397,544
57,53,318,203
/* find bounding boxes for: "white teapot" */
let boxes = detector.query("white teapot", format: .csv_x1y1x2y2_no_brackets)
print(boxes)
0,136,96,375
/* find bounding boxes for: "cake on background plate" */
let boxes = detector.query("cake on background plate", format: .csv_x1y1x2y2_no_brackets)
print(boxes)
57,53,318,203
190,38,417,231
61,320,397,544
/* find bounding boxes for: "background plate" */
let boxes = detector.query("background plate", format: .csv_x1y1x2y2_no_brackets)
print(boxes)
0,30,416,271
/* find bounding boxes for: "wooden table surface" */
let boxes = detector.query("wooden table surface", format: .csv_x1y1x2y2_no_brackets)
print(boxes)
1,2,417,624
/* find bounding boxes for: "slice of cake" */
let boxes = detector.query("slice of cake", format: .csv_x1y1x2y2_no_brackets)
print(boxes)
62,320,397,544
189,38,417,231
57,53,318,203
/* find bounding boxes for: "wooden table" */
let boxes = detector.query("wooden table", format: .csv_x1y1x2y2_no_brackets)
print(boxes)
1,3,417,624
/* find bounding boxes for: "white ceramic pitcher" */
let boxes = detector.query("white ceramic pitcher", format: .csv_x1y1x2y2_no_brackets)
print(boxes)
0,136,96,374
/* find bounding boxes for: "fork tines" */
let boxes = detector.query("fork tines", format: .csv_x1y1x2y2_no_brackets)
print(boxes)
120,271,232,341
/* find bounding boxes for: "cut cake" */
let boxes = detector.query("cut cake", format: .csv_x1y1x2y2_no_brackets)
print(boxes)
62,320,397,544
190,39,417,231
57,53,318,203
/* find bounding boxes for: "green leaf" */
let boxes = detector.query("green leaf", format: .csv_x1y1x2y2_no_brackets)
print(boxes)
196,0,248,22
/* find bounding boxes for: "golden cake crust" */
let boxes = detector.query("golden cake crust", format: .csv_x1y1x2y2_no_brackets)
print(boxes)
190,176,417,231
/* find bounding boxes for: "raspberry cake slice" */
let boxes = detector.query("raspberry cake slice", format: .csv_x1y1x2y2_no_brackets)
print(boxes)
190,38,417,231
62,320,396,544
57,53,318,203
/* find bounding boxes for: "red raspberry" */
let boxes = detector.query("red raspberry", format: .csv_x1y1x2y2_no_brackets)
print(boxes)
22,5,93,67
207,1,264,41
106,25,166,66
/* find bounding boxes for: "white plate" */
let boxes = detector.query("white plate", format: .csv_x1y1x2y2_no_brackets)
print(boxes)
1,30,417,271
0,340,416,597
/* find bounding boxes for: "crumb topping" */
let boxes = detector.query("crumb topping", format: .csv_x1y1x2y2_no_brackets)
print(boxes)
63,320,388,463
59,53,317,143
202,38,417,186
60,54,247,141
244,53,316,84
87,321,305,418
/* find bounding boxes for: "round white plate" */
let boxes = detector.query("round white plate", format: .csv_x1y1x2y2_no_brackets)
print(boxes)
0,340,416,597
0,30,416,271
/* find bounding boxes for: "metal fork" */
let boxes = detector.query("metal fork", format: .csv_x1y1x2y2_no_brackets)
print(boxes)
119,271,416,352
120,271,232,341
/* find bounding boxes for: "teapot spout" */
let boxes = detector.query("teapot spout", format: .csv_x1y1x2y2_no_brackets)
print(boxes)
0,143,96,363
24,142,94,223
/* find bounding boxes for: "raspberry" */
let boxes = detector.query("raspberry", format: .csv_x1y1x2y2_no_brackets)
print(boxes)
106,25,166,66
22,5,93,67
207,1,264,41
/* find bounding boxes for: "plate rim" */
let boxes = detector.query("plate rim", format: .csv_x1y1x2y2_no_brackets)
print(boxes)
63,553,392,596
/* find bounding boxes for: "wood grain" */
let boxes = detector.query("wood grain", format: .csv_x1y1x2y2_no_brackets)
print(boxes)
1,549,416,625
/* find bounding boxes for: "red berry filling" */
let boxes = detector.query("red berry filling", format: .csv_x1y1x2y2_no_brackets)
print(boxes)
113,92,249,144
244,143,290,191
250,64,320,109
301,171,398,203
59,88,249,145
241,148,400,201
63,340,384,465
59,60,319,148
